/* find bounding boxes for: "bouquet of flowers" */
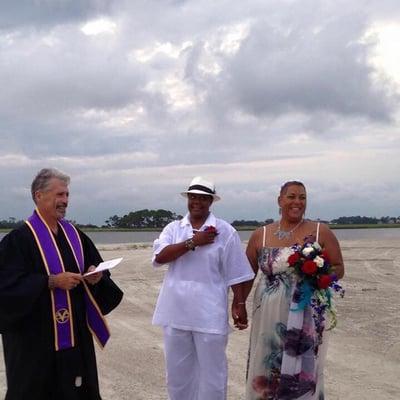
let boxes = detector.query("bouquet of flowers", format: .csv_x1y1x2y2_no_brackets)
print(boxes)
288,239,344,334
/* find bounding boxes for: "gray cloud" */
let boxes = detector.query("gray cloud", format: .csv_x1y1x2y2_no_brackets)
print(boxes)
0,0,113,30
0,0,400,224
215,12,397,121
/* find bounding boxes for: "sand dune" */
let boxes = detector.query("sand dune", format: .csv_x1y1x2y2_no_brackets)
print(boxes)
1,238,400,399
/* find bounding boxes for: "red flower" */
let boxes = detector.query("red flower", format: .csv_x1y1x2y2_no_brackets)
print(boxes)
302,260,318,275
204,226,218,235
252,375,271,397
288,252,301,266
321,250,330,262
317,274,333,289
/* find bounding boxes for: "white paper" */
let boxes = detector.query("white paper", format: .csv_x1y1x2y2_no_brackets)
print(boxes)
84,257,123,276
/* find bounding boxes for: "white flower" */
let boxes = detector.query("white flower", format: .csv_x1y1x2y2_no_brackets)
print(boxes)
313,242,322,251
314,256,324,268
302,246,314,256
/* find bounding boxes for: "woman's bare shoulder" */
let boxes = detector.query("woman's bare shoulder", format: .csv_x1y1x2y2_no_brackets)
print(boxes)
310,220,332,235
248,226,263,242
302,220,329,232
249,223,277,245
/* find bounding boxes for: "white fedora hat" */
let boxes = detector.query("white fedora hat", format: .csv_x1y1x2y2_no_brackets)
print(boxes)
180,176,221,201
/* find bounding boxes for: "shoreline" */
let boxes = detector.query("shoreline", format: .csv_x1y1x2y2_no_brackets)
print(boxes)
1,223,400,234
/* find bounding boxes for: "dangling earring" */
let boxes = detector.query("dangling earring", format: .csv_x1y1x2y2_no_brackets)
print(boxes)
279,207,282,215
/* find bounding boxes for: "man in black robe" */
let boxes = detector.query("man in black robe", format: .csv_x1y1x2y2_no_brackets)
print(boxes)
0,168,123,400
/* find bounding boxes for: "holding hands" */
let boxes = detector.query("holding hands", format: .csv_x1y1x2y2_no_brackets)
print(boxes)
231,300,248,330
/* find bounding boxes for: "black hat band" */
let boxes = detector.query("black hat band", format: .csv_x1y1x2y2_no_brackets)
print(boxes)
188,184,215,195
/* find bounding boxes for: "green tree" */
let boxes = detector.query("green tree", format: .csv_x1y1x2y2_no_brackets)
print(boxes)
105,209,182,229
105,215,121,228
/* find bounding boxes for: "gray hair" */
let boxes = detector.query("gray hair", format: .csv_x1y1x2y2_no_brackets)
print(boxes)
31,168,70,202
279,180,306,195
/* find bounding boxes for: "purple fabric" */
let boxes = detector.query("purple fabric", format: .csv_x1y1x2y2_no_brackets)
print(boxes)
27,211,73,350
27,210,110,350
58,220,84,273
278,281,317,399
84,291,111,346
58,220,110,348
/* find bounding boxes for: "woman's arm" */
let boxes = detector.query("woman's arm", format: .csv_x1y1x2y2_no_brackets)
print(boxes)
320,223,345,279
240,228,261,300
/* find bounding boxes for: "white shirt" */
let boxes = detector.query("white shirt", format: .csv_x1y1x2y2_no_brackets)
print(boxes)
152,213,254,334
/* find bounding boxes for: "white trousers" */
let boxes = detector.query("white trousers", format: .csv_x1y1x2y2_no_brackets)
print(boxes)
163,326,228,400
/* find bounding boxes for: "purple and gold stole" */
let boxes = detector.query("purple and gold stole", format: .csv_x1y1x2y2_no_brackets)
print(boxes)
26,209,110,351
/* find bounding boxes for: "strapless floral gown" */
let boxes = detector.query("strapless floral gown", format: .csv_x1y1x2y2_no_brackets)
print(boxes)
245,247,328,400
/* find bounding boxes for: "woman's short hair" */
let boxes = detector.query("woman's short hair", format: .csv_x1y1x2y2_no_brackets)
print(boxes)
279,180,306,195
31,168,70,202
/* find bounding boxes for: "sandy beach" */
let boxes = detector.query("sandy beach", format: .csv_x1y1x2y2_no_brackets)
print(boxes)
1,238,400,399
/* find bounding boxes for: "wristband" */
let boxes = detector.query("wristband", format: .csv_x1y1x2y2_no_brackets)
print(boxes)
185,238,196,251
48,275,56,290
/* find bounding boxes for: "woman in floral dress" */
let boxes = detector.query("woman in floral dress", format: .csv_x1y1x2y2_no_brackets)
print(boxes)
241,181,344,400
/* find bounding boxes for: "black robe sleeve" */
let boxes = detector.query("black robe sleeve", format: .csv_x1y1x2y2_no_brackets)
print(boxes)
0,228,48,333
78,229,124,315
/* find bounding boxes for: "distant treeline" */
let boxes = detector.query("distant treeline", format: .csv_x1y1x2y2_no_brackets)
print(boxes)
103,212,400,229
103,209,183,229
0,218,101,230
330,216,400,225
1,213,399,230
0,218,24,229
231,219,274,227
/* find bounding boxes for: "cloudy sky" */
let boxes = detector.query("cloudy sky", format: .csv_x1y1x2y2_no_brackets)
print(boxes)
1,0,399,225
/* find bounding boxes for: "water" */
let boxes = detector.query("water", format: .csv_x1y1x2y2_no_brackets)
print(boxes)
331,227,400,240
1,227,400,244
64,227,400,243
